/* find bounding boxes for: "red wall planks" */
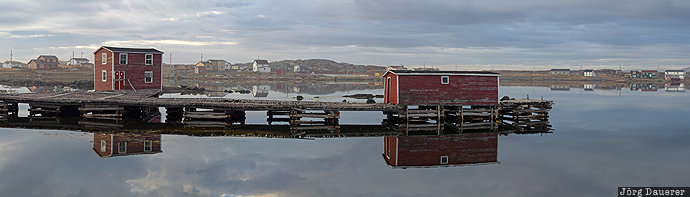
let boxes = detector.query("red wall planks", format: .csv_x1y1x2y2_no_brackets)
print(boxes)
386,74,498,105
94,48,114,92
94,48,162,91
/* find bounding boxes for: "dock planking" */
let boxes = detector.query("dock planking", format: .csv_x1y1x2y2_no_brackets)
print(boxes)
0,90,400,112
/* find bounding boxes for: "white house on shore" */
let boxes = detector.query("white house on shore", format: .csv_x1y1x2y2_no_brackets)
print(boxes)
2,61,23,68
252,60,270,73
67,58,90,65
584,69,595,77
664,70,685,80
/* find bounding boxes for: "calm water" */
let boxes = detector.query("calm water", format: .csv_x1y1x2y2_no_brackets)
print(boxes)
1,86,690,197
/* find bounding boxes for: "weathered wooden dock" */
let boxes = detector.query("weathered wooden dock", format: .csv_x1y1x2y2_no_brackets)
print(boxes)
0,90,553,134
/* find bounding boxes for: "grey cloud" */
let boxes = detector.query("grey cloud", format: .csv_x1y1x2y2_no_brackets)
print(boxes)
1,0,690,66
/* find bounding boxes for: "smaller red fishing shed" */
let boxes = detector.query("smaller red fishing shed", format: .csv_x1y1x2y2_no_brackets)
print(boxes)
383,70,500,106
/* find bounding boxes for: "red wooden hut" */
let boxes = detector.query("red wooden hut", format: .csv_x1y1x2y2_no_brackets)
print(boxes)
383,70,500,106
382,133,498,168
93,132,162,158
93,46,163,92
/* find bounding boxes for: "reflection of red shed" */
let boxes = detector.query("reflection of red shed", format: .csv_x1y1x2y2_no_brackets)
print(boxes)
93,132,162,158
383,70,500,105
383,133,498,168
93,46,163,91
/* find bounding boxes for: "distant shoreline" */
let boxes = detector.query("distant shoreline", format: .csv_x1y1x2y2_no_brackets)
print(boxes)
0,68,687,90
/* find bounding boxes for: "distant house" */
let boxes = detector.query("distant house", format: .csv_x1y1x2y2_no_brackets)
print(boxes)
253,60,270,72
208,59,230,71
583,69,595,77
38,55,59,63
550,69,570,76
27,55,60,69
584,84,595,91
630,71,640,78
27,59,58,69
93,132,162,158
195,61,213,74
2,61,23,68
93,46,164,91
386,65,409,71
413,67,440,71
641,70,658,79
383,133,498,168
664,70,685,80
67,58,89,65
293,65,300,72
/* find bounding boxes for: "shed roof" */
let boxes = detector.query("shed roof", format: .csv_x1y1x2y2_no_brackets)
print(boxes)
584,69,594,72
385,70,499,76
70,58,89,61
665,70,686,72
254,60,269,64
95,46,163,54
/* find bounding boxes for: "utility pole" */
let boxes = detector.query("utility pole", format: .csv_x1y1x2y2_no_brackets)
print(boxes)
200,53,203,62
169,52,172,65
10,50,13,63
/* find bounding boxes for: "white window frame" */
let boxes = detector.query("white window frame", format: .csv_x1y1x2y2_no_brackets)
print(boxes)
144,71,153,83
102,53,107,65
119,53,127,65
100,140,107,152
118,141,127,153
101,70,107,82
441,76,449,84
440,156,449,164
144,140,152,152
145,54,153,65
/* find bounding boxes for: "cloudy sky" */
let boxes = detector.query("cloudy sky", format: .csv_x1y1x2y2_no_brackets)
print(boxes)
1,0,689,70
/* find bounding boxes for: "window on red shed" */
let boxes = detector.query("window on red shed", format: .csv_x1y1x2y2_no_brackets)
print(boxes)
441,76,449,84
144,71,153,83
145,54,153,65
119,53,127,65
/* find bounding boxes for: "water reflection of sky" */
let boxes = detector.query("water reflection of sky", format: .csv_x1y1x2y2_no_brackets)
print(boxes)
160,88,384,103
1,86,689,196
